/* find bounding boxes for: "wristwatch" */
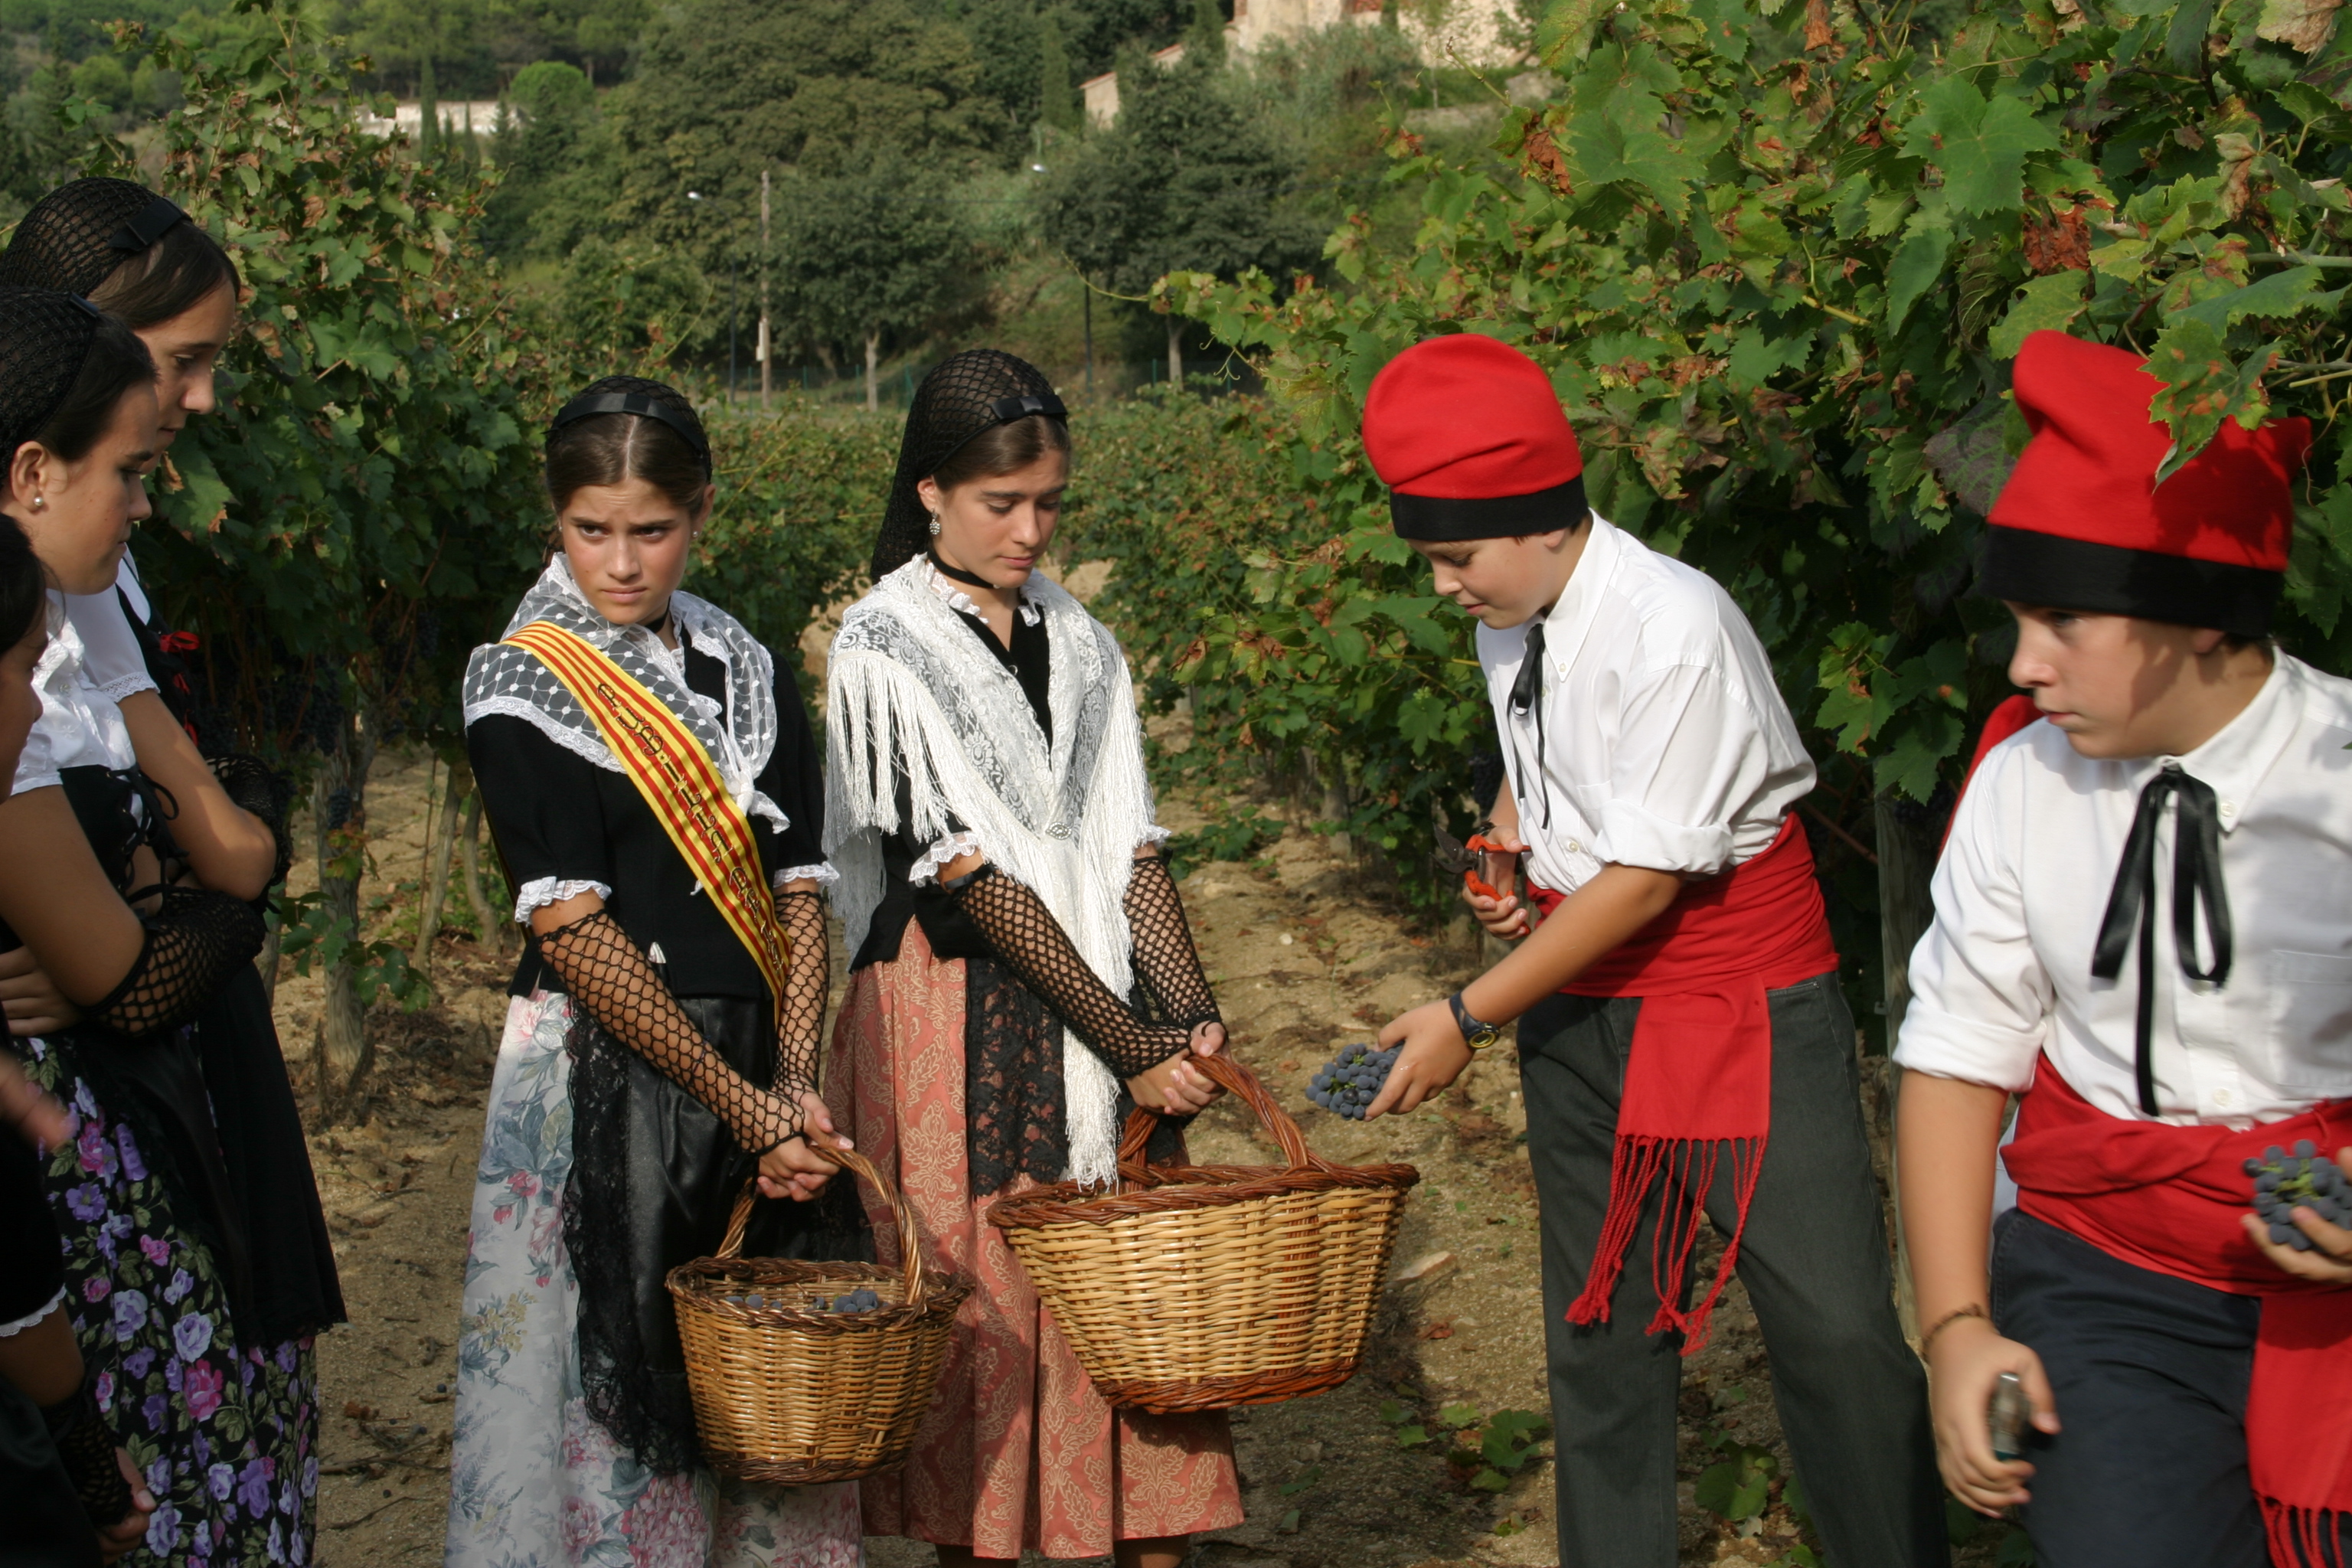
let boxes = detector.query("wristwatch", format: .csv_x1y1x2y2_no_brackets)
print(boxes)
1447,991,1502,1052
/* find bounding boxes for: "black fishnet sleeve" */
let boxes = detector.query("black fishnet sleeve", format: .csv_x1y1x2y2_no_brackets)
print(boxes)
1124,850,1220,1030
537,910,804,1154
208,753,294,889
949,864,1191,1079
89,885,266,1040
42,1373,134,1531
775,888,828,1092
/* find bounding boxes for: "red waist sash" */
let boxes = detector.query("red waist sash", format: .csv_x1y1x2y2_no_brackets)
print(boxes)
2006,1059,2352,1565
1526,816,1838,1350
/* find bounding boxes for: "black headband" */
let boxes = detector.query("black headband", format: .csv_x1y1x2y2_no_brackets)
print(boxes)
547,391,711,466
1389,475,1589,542
988,391,1068,425
109,194,187,256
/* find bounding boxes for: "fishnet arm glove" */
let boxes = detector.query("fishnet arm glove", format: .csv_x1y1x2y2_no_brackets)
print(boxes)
537,910,803,1154
949,865,1190,1078
90,885,266,1039
42,1373,134,1530
209,753,295,889
774,889,828,1093
1123,851,1220,1030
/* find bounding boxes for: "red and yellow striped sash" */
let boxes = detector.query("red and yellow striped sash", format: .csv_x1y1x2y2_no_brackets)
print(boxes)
502,620,790,1008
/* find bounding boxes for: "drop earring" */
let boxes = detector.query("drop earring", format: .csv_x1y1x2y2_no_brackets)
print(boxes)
928,512,942,537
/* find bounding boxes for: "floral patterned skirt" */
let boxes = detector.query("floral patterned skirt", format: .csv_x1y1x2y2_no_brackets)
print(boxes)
445,991,863,1568
16,1033,318,1566
826,926,1244,1558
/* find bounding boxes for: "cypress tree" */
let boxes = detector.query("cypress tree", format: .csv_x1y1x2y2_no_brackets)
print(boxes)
1038,12,1076,131
1187,0,1224,60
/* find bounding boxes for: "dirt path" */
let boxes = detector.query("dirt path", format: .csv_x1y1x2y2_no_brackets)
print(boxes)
278,639,1994,1566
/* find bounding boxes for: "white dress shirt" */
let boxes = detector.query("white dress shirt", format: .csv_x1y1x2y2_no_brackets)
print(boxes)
1478,514,1817,894
1896,654,2352,1125
11,593,136,798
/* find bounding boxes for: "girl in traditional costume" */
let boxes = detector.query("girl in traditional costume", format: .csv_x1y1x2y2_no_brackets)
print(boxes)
823,349,1242,1568
0,189,344,1525
449,377,858,1568
0,291,302,1565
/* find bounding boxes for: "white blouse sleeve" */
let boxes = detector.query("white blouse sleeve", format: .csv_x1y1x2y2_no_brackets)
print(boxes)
1892,744,2052,1092
1592,661,1770,877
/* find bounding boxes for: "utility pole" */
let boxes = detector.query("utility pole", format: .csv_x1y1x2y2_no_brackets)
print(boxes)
1083,279,1093,397
760,168,773,410
727,256,738,403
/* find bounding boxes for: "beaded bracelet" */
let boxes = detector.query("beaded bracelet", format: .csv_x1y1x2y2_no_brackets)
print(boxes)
1919,1302,1989,1357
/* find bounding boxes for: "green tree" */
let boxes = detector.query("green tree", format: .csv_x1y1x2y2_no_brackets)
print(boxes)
1038,10,1078,131
481,57,593,255
604,0,1005,279
1038,47,1318,381
770,157,979,408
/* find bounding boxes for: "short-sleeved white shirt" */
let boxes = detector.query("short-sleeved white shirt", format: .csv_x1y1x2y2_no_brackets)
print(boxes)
1477,515,1817,894
1895,654,2352,1125
11,593,134,798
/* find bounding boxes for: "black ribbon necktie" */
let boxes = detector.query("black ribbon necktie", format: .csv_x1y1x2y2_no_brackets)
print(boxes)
1509,622,1548,831
2090,763,2233,1116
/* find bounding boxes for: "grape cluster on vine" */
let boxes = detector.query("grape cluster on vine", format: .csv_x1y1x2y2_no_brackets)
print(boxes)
1307,1043,1398,1120
2246,1141,2350,1250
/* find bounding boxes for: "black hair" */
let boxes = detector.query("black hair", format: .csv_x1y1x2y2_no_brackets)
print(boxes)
88,219,241,332
930,413,1071,494
0,513,44,651
544,376,711,514
33,314,158,462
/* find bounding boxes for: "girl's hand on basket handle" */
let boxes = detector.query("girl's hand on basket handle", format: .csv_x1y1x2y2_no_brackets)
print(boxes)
1187,1019,1225,1057
1129,1050,1222,1115
756,1093,851,1201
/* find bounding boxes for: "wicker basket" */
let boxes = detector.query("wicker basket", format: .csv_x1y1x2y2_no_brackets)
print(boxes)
666,1148,972,1484
986,1052,1419,1414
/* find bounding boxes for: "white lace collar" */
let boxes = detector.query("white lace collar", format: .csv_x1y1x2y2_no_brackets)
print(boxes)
926,559,1043,627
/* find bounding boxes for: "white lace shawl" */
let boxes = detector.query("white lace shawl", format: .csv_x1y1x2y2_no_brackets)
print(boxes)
461,558,788,832
825,559,1159,1187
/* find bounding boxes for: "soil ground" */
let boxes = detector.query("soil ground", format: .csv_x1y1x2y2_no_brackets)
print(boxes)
274,583,2011,1568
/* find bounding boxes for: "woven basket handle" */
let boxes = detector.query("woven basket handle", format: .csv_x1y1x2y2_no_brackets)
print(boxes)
1114,1050,1325,1174
714,1141,929,1305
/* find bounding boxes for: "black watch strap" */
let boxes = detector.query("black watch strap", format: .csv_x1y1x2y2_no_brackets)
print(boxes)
1448,991,1502,1051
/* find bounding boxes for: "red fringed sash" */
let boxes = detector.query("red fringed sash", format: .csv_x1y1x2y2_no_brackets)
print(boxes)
2004,1060,2352,1567
1525,818,1838,1351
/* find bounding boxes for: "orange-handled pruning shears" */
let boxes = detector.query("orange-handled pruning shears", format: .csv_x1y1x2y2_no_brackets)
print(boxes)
1463,831,1516,901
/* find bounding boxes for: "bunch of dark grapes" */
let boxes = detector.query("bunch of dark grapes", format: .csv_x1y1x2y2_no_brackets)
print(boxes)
2246,1141,2350,1250
810,1288,882,1313
1307,1043,1399,1120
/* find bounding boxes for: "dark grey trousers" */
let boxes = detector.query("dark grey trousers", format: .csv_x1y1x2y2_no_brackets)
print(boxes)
1994,1208,2352,1568
1518,973,1948,1568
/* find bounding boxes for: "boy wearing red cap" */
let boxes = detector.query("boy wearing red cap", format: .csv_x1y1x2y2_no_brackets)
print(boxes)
1359,334,1947,1568
1896,330,2352,1567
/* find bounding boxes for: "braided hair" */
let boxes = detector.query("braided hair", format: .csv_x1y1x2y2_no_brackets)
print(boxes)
872,350,1069,581
544,375,713,514
0,290,155,472
0,178,240,331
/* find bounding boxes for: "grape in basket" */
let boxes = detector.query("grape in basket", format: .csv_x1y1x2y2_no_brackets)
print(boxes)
1307,1043,1400,1120
2246,1139,2351,1252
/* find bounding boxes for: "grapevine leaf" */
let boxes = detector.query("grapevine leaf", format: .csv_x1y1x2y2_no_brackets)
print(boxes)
2145,318,2275,482
1988,270,2090,358
1534,0,1613,65
1876,710,1964,802
1395,1424,1429,1448
1897,77,2060,217
2257,0,2341,53
2173,266,2338,331
1883,224,1954,334
1470,1468,1513,1492
1439,1402,1484,1428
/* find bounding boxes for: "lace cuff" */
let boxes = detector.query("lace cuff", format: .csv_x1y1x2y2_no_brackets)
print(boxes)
90,670,158,703
772,862,840,891
1137,824,1173,848
0,1285,64,1338
909,831,984,885
514,876,613,924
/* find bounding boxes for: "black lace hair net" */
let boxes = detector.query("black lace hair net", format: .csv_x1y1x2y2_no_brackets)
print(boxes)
872,349,1067,581
0,178,186,296
0,289,101,456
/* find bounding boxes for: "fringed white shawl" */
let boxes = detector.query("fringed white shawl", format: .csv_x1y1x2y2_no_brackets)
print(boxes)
825,559,1161,1187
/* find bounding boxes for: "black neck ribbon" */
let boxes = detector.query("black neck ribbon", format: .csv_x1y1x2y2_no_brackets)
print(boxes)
927,551,996,590
1508,620,1549,832
2089,763,2233,1116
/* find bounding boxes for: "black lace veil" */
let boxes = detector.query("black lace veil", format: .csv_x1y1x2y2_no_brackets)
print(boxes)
0,178,186,296
871,350,1066,581
0,290,102,454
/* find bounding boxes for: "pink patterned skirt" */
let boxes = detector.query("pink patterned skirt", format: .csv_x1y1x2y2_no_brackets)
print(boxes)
825,923,1243,1557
